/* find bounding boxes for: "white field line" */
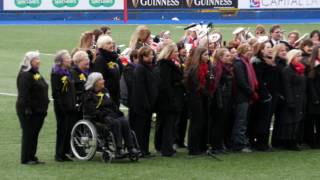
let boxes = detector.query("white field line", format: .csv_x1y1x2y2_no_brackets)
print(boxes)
41,53,55,56
0,92,129,110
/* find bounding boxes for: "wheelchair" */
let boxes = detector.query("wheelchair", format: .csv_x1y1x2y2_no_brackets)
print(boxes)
70,113,141,163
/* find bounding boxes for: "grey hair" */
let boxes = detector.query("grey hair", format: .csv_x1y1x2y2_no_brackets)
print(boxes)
96,35,113,49
20,51,40,72
85,72,103,90
73,50,89,65
54,50,70,66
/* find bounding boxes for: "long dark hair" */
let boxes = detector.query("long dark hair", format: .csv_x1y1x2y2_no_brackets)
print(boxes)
308,45,320,79
184,47,207,72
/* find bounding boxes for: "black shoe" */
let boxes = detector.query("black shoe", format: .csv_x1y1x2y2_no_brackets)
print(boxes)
55,156,73,162
31,156,45,164
22,160,38,165
115,148,126,158
129,148,140,156
140,152,155,158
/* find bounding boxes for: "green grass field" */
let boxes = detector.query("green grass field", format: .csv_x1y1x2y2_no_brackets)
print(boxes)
1,24,320,180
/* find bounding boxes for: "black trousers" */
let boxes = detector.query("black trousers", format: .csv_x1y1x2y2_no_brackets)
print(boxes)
130,112,152,155
188,94,208,155
210,99,232,150
54,103,76,158
250,100,272,149
271,95,285,147
104,116,134,149
175,102,189,146
304,114,320,148
155,112,178,156
17,111,46,163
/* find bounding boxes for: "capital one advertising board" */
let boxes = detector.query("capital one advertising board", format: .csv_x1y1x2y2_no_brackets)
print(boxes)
239,0,320,9
3,0,124,10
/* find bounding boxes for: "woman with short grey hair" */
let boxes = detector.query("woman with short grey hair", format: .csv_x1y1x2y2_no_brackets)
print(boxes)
16,51,49,165
51,50,76,162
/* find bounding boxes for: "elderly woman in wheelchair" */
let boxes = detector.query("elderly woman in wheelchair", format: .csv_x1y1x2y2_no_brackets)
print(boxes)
70,72,140,162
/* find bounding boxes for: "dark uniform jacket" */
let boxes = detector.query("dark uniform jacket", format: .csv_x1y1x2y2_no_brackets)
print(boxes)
93,49,122,104
70,66,88,105
233,57,253,104
282,65,306,123
307,64,320,114
51,67,76,112
155,59,184,113
83,88,124,122
16,68,49,114
130,63,159,115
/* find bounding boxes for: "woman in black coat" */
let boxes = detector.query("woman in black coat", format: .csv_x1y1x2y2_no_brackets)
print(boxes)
270,44,289,148
184,47,214,155
154,43,184,157
51,50,76,162
16,51,49,165
279,49,306,150
83,72,139,157
70,50,90,119
250,41,277,151
305,45,320,148
130,46,159,157
93,35,122,107
209,48,234,154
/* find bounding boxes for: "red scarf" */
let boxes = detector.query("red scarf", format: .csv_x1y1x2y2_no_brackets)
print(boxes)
292,62,305,75
198,63,208,89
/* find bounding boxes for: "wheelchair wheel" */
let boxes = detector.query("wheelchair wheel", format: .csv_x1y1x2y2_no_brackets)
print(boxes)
129,153,139,162
70,120,98,161
102,150,113,163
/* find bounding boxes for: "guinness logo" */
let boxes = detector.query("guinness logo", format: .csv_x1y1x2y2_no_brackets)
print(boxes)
132,0,139,8
186,0,193,7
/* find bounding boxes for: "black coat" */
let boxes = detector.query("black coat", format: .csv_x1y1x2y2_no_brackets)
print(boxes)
16,68,49,113
282,65,306,123
122,62,136,106
70,66,88,103
93,49,122,104
307,65,320,114
214,67,234,109
130,63,159,115
83,89,123,122
252,57,279,101
155,59,184,112
269,40,292,50
51,69,76,112
233,58,253,104
275,56,287,97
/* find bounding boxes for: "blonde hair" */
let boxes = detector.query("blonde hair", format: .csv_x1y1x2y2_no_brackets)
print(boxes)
20,51,40,72
73,50,89,65
157,43,177,60
272,43,287,62
287,49,302,65
96,35,113,49
79,31,94,49
129,25,151,49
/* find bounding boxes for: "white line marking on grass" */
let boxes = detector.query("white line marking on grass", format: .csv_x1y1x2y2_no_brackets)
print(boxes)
41,53,55,56
0,92,129,110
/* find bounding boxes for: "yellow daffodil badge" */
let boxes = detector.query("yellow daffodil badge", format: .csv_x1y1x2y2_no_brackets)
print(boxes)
61,76,69,93
107,61,116,69
79,73,86,81
96,92,104,109
33,73,41,81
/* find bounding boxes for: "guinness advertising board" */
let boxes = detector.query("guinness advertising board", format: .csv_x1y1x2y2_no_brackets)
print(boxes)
128,0,238,9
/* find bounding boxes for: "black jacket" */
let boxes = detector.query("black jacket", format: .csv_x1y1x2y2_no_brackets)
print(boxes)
83,88,123,122
214,67,234,109
51,69,76,112
252,57,279,101
307,65,320,114
130,63,159,114
155,59,184,112
275,56,287,97
233,57,253,103
16,68,49,114
93,49,122,103
269,40,292,50
282,65,306,111
70,66,88,103
121,62,136,106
